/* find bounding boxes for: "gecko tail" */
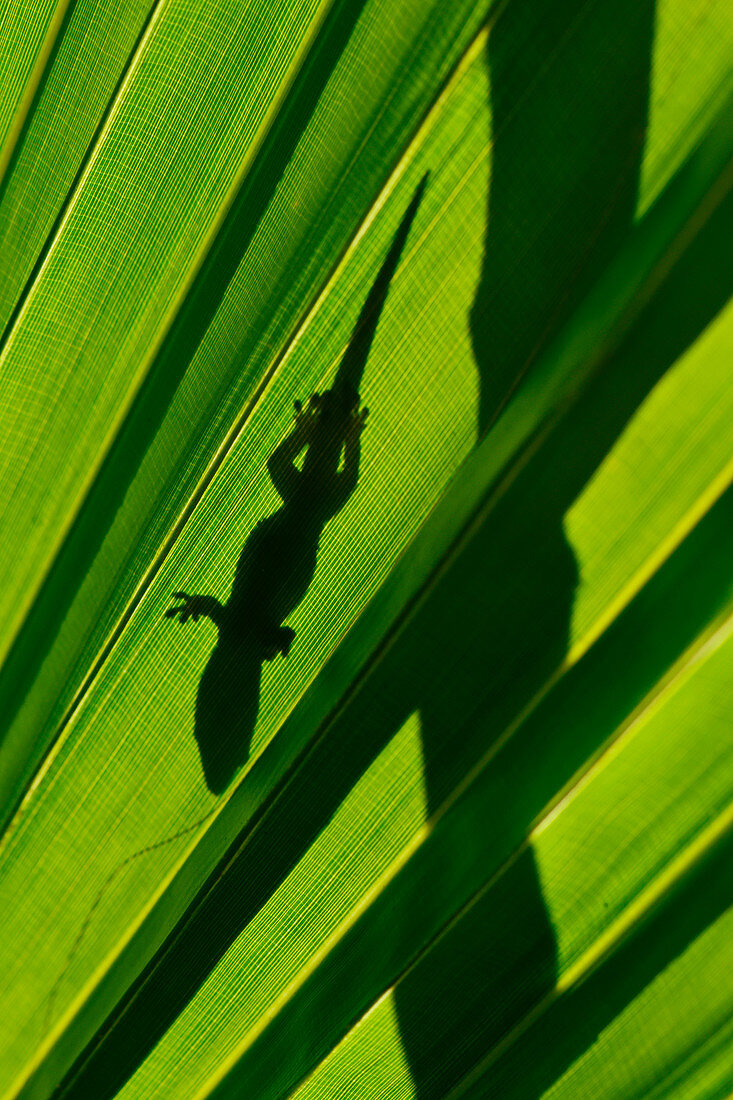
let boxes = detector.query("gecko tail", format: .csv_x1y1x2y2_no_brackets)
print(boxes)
332,171,429,400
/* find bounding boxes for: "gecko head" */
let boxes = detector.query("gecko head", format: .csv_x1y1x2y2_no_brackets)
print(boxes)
316,385,359,429
302,386,359,477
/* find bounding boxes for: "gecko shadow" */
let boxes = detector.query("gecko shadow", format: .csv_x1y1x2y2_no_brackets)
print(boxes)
165,175,428,795
165,389,365,795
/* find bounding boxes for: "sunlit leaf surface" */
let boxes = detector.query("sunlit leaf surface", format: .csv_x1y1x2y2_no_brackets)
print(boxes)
0,0,730,1097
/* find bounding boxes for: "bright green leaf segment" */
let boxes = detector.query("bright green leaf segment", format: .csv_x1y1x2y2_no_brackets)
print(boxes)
0,0,66,168
637,0,733,214
0,0,731,1097
116,714,430,1100
0,0,155,333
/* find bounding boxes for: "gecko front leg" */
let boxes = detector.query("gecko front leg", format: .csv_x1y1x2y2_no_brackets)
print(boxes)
165,592,225,626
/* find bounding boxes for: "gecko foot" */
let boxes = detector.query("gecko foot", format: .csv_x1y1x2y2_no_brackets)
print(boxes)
260,625,296,661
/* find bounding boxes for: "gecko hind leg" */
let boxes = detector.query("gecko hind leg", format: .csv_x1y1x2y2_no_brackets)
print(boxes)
260,624,296,661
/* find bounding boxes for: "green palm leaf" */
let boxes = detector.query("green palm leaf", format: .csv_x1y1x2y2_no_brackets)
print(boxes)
0,0,730,1098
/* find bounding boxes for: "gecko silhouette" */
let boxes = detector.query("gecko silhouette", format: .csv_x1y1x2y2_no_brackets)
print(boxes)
165,174,428,794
